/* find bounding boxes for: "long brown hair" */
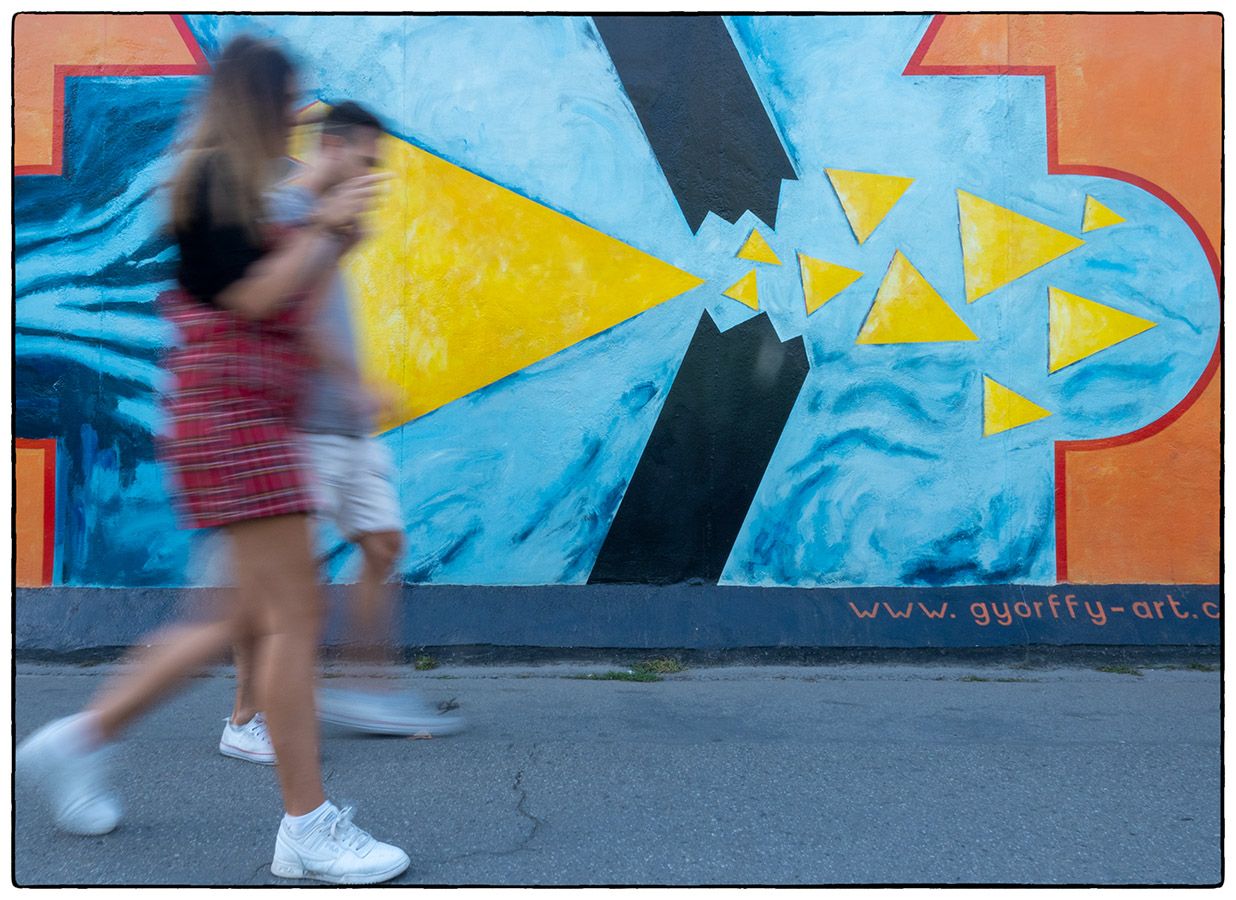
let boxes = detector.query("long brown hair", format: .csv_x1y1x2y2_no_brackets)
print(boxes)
170,36,295,239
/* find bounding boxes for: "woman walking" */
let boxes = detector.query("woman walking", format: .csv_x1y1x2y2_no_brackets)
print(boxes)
16,36,407,885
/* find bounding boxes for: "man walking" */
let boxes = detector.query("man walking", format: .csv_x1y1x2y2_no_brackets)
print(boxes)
219,101,462,766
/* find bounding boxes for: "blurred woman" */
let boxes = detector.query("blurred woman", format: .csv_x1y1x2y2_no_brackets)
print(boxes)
16,35,407,885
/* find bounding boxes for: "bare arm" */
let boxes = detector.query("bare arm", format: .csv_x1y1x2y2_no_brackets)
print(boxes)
213,223,344,321
213,174,386,321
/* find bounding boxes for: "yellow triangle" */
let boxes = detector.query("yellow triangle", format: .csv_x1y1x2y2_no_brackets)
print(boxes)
983,376,1052,437
737,229,781,265
856,251,978,345
723,270,759,310
1082,195,1126,233
1048,286,1157,373
958,190,1085,303
295,106,705,431
825,168,914,244
799,253,862,315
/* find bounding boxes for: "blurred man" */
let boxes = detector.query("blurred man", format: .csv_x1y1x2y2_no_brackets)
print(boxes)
219,101,462,767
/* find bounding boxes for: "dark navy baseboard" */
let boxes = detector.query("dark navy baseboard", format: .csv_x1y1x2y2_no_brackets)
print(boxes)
15,583,1221,654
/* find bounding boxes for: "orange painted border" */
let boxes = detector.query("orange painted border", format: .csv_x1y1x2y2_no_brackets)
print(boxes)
903,14,1222,582
14,14,210,177
15,438,57,585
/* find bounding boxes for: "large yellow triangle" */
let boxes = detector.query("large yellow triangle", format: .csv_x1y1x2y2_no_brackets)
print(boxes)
723,270,759,310
983,376,1052,437
856,251,978,345
294,104,705,431
1048,286,1157,373
799,253,862,315
737,229,781,265
958,190,1085,303
1082,195,1125,233
825,168,914,245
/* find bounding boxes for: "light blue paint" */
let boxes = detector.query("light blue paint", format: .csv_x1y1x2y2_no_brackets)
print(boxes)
183,15,699,259
720,15,1218,585
15,16,1219,588
178,14,720,585
323,297,700,585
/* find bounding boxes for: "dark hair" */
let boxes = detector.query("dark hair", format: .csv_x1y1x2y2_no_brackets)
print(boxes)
321,101,384,139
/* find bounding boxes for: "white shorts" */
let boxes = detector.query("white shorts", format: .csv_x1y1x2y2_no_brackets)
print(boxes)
300,432,403,540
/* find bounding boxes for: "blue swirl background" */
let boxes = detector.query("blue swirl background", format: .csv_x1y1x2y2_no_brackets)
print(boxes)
14,16,1218,587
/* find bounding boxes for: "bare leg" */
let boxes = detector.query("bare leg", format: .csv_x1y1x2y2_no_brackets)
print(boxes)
229,619,262,725
87,617,238,743
230,529,399,719
228,514,326,816
348,529,403,670
317,528,460,736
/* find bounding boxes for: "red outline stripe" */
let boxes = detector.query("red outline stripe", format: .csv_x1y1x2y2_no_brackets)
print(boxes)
15,438,57,586
14,14,210,177
41,442,56,585
904,14,1222,582
171,13,210,68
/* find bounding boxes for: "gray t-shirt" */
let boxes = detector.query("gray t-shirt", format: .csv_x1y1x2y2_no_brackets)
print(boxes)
268,183,372,437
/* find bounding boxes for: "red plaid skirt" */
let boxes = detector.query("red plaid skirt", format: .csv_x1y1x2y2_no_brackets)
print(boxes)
158,288,315,529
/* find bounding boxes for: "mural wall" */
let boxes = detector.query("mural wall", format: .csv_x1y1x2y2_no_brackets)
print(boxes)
14,16,1221,610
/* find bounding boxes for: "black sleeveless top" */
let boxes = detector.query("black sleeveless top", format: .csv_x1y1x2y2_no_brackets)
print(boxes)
174,157,266,307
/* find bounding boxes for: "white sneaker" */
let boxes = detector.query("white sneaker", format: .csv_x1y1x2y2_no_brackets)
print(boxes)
16,713,123,835
219,712,276,765
317,686,465,737
271,803,410,884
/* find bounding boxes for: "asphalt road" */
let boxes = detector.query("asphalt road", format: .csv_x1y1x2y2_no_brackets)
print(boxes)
12,659,1222,886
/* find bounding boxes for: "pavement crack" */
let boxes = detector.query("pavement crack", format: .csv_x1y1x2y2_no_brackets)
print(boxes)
432,744,545,867
248,860,271,884
513,765,546,847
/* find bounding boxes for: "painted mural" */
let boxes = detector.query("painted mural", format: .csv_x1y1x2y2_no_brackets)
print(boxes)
13,14,1221,593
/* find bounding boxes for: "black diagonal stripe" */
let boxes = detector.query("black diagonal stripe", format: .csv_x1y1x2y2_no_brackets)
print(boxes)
592,15,797,233
589,311,809,584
